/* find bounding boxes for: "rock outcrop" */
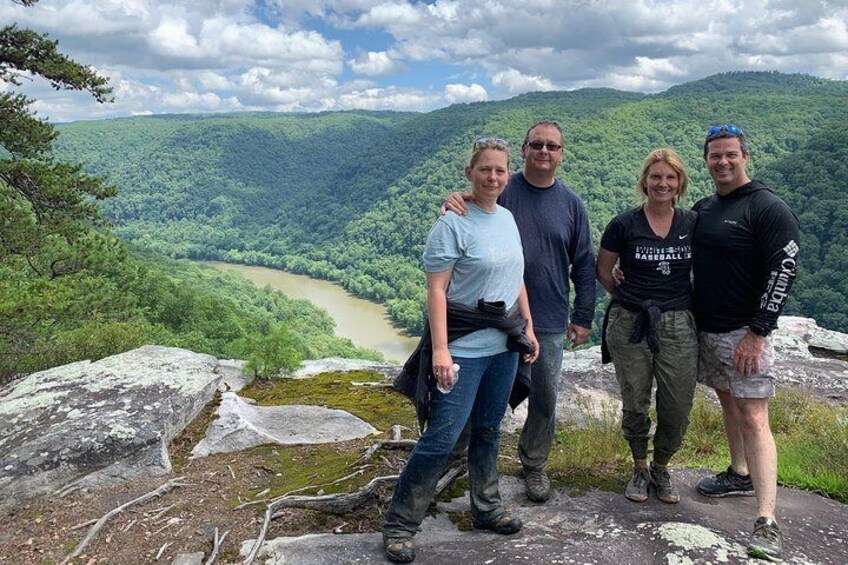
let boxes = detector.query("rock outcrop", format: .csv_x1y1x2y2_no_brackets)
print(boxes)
0,346,221,510
0,316,846,563
241,470,848,564
191,391,379,458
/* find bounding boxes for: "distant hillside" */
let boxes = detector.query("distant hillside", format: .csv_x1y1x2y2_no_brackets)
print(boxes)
54,72,848,334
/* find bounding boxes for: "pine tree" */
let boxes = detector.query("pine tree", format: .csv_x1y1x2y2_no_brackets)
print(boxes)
1,1,115,275
1,0,119,378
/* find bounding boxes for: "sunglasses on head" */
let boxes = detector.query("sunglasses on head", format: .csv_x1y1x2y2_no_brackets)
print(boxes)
474,137,509,148
707,124,744,138
525,141,563,151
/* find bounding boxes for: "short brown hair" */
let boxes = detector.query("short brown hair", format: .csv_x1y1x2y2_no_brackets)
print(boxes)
703,131,750,159
523,120,563,146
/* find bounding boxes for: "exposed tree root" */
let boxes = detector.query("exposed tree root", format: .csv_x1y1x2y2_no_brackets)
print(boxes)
242,475,399,565
356,439,417,464
61,476,188,565
205,527,229,565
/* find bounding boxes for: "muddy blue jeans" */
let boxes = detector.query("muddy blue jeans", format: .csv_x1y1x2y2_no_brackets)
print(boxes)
382,351,518,539
518,331,565,471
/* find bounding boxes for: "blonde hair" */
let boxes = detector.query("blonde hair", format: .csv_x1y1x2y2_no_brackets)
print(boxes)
469,138,510,170
636,147,689,204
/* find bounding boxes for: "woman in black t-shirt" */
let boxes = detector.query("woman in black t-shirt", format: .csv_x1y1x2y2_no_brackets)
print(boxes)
596,147,698,505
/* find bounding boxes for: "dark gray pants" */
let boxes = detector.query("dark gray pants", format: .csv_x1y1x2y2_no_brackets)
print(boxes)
606,305,698,462
518,331,565,471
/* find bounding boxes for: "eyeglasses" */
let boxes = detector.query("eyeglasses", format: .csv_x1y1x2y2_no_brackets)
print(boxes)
525,141,563,151
474,137,509,148
706,124,744,138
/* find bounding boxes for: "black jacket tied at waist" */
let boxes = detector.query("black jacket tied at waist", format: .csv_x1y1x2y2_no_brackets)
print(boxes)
601,291,692,364
393,299,535,431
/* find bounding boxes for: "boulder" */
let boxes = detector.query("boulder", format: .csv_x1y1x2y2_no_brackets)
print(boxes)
170,553,204,565
0,346,221,510
216,358,252,392
770,317,848,400
777,316,848,355
191,392,380,458
294,357,401,380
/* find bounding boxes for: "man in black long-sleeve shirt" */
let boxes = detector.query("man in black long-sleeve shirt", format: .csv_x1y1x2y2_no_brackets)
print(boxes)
693,125,800,562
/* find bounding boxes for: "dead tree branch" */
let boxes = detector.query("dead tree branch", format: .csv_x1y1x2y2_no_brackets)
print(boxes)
61,476,187,565
242,475,399,565
205,527,229,565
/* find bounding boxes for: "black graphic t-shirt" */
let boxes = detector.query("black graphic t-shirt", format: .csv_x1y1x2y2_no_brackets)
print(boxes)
600,206,697,303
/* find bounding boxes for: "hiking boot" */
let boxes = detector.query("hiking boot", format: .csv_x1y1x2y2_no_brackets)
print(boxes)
384,537,416,563
523,467,551,502
472,512,523,535
625,466,652,503
650,463,680,504
696,465,755,497
747,517,784,562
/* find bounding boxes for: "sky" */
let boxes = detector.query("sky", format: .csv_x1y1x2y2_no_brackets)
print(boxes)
3,0,848,122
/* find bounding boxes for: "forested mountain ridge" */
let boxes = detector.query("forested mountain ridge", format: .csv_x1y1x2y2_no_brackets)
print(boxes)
53,71,848,334
1,13,381,382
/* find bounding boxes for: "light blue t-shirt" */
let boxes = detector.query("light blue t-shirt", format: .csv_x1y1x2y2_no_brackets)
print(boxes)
423,203,524,357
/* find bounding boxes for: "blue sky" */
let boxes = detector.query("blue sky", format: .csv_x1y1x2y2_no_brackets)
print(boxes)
2,0,847,122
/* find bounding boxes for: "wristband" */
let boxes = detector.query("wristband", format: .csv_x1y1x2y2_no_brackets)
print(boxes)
749,325,770,337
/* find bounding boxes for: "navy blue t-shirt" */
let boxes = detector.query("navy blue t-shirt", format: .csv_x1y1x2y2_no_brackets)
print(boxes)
498,173,596,333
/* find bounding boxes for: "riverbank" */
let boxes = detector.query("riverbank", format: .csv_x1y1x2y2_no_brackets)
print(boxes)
199,261,419,363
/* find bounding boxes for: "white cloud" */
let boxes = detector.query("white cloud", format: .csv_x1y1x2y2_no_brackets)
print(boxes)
356,2,424,28
150,17,202,58
349,51,406,76
491,69,557,94
338,86,438,111
2,0,847,120
444,83,487,103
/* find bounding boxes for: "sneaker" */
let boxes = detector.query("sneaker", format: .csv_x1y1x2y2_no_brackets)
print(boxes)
472,512,523,535
625,466,652,503
650,463,680,504
696,465,755,498
384,537,416,563
523,467,551,502
747,517,784,562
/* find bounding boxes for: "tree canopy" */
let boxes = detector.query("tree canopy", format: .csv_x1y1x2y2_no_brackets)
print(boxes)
54,72,848,335
1,1,377,381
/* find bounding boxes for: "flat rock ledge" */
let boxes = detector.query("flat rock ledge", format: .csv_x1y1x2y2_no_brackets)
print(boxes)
191,392,380,458
241,470,847,564
0,346,221,511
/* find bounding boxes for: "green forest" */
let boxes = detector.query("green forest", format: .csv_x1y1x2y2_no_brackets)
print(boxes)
5,17,847,384
0,12,377,381
52,72,848,336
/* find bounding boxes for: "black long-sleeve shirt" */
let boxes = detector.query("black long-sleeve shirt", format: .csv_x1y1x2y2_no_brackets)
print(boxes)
693,180,800,335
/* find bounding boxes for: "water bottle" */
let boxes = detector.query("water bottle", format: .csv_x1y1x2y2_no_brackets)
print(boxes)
437,363,461,394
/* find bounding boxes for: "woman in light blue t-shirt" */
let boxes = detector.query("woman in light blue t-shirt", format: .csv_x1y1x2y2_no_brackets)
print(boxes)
382,138,538,563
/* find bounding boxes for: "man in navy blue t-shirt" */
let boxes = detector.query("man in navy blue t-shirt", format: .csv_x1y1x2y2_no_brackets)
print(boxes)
445,121,596,503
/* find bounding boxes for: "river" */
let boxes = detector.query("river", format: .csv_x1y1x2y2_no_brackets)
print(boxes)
200,261,419,363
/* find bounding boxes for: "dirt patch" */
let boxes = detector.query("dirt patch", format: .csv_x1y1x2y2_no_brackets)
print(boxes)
0,372,416,565
0,434,411,565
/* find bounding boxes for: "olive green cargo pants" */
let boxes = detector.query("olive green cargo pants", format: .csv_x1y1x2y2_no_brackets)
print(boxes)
606,304,698,462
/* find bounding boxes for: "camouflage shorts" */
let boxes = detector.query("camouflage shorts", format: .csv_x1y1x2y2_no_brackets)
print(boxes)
697,328,775,399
